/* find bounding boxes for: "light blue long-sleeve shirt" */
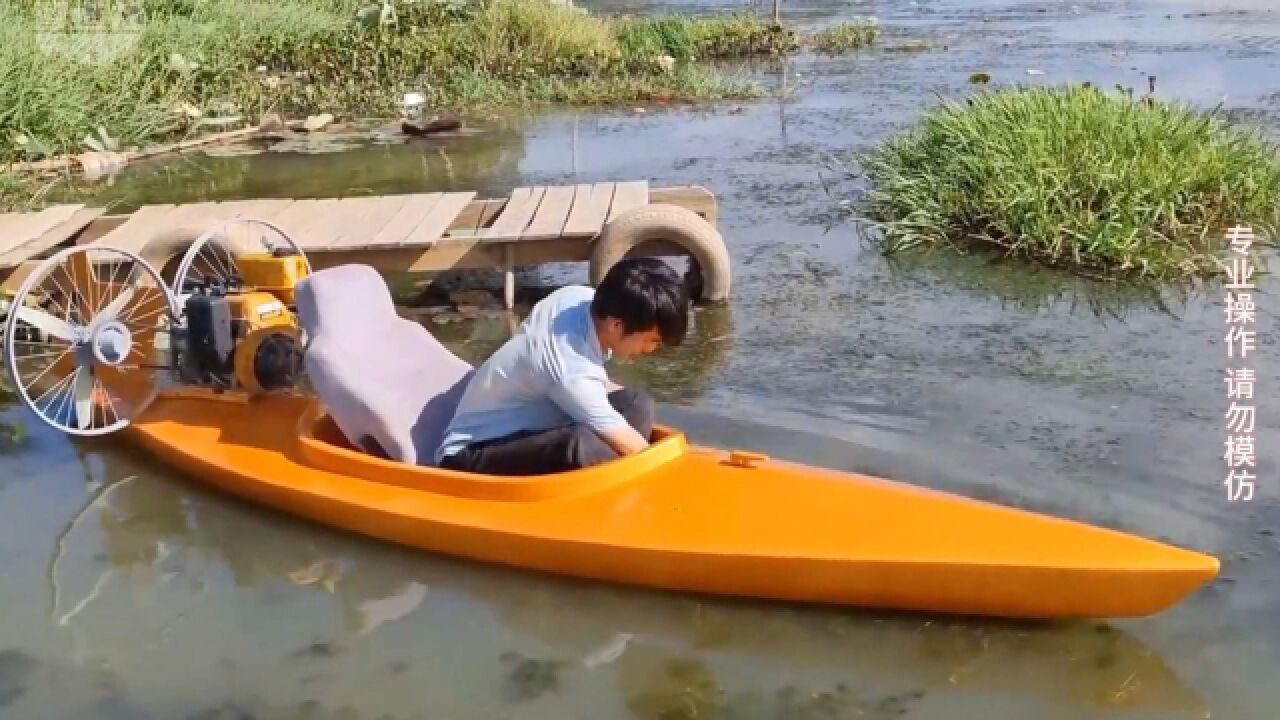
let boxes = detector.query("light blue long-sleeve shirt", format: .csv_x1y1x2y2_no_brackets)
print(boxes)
434,285,626,463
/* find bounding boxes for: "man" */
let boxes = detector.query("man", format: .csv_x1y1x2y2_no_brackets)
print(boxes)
435,257,690,475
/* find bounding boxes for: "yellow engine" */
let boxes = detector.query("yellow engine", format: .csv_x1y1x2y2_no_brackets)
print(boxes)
174,253,305,395
236,252,308,305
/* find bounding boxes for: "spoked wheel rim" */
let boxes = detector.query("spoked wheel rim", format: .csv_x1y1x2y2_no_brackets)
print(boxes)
171,218,310,300
4,245,178,436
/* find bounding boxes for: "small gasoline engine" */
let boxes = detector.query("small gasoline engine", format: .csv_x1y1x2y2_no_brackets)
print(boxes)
169,250,308,395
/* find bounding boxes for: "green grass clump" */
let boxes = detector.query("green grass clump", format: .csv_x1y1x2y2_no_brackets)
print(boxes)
614,13,797,64
811,21,878,54
855,84,1280,279
0,174,33,211
1,0,779,170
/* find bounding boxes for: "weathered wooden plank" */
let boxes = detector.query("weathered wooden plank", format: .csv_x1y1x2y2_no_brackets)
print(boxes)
229,197,294,221
160,201,228,236
0,212,53,259
0,259,39,295
0,213,29,251
204,199,250,218
313,196,379,250
398,191,476,248
481,186,536,238
297,198,361,249
444,199,505,239
0,204,83,259
608,180,649,222
359,195,415,244
218,198,292,231
265,199,322,239
650,185,717,226
35,204,85,234
562,183,615,238
330,195,412,249
482,187,546,243
0,214,34,257
216,198,298,247
0,206,103,269
74,215,129,246
521,185,576,241
282,199,352,249
364,193,443,248
88,204,178,254
472,200,506,233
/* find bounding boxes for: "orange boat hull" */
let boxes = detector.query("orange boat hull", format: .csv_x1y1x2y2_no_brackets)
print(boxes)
124,390,1219,619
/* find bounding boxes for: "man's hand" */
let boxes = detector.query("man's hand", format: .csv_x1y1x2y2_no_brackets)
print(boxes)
598,422,650,457
600,379,646,456
546,375,645,457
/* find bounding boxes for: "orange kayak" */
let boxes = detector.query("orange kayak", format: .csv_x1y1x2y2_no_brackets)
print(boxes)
124,387,1219,619
1,236,1218,622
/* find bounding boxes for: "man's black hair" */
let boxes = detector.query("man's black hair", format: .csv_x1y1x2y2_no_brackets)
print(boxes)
591,257,689,347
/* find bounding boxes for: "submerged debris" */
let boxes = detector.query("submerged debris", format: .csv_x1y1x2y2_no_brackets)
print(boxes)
622,655,723,720
0,649,37,709
287,558,344,592
186,704,259,720
303,114,336,133
289,641,343,659
0,420,24,454
353,581,428,635
402,116,463,136
500,651,566,702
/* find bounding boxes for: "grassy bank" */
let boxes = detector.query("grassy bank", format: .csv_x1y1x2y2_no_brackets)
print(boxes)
852,84,1280,280
1,0,874,182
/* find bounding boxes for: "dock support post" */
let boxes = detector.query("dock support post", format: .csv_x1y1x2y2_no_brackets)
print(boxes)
503,244,515,310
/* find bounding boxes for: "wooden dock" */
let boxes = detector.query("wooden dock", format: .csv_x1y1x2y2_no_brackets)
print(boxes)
0,182,721,307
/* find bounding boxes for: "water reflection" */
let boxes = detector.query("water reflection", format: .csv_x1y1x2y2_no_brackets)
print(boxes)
26,438,1208,719
47,118,532,213
882,248,1195,322
423,296,735,405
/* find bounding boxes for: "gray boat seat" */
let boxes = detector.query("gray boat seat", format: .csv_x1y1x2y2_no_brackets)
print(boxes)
294,264,472,466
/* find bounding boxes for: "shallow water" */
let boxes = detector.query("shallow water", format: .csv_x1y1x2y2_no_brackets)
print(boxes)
3,0,1279,717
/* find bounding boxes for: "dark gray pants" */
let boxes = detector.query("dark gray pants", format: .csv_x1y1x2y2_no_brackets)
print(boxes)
440,389,655,476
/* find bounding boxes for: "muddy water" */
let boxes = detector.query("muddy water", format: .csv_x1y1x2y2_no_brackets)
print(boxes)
3,0,1279,717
